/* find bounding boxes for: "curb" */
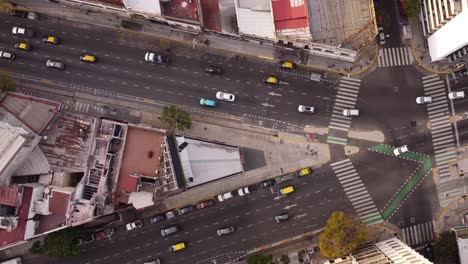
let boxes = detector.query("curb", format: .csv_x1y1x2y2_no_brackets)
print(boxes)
409,40,452,75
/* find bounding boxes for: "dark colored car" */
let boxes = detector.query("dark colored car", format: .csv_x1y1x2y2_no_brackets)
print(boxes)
196,200,214,209
149,214,165,224
94,228,114,240
259,179,276,188
10,9,28,18
205,65,223,75
177,205,194,215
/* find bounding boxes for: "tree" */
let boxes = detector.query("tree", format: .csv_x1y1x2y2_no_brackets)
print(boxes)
319,211,368,258
162,105,191,131
247,254,273,264
280,254,290,264
30,227,85,257
403,0,420,18
0,70,16,93
434,231,459,264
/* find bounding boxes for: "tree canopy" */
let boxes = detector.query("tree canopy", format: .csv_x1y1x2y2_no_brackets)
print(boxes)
247,254,274,264
403,0,421,18
0,70,16,93
319,211,368,258
434,231,459,264
30,227,85,257
162,105,191,131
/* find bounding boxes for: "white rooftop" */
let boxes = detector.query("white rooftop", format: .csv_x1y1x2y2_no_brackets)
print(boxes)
0,122,29,185
176,136,244,188
123,0,161,16
128,191,154,210
235,0,275,39
428,8,468,62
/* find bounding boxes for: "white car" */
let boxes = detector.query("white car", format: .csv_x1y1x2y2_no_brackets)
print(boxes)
237,187,250,196
12,26,33,37
216,92,235,102
416,96,432,104
0,51,15,60
342,109,359,116
298,105,315,113
393,145,409,156
125,220,143,231
378,27,385,45
448,91,465,100
46,60,65,70
217,191,233,202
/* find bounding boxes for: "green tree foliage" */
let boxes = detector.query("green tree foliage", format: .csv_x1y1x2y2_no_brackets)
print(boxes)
319,211,368,258
280,254,290,264
30,228,85,257
247,254,274,264
0,70,16,93
162,105,191,131
434,231,460,264
403,0,421,18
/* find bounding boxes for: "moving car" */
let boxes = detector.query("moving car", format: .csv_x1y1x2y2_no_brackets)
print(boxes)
448,91,465,100
217,191,233,202
14,42,31,51
216,92,235,102
80,54,96,63
46,60,65,70
144,259,161,264
160,225,180,237
416,96,432,104
279,61,296,69
94,228,114,241
125,220,143,231
12,26,33,37
297,168,311,177
217,226,235,236
205,65,223,74
177,205,194,215
238,187,250,196
393,145,409,156
274,212,289,223
298,105,315,113
378,27,385,45
196,199,214,209
144,52,170,65
0,51,15,60
200,98,217,107
170,242,186,252
277,185,295,196
263,76,279,84
149,214,165,224
43,36,60,44
342,109,359,117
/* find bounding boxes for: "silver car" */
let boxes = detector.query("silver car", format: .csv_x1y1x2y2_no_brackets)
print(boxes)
416,96,432,104
298,105,315,113
46,60,65,70
217,226,235,236
448,91,465,100
216,92,235,102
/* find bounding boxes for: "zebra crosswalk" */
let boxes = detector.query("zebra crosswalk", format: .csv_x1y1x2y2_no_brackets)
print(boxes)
330,159,383,225
401,221,435,247
65,100,106,114
328,77,361,133
422,75,457,174
378,47,414,67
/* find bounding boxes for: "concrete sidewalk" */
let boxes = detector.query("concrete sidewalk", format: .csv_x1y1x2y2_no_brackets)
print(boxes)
11,0,376,76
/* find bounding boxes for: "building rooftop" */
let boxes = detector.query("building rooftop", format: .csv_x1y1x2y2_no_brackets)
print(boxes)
0,185,22,207
96,0,124,6
0,186,31,247
123,0,161,16
13,147,51,177
200,0,222,32
0,92,61,135
35,189,71,234
176,136,244,188
236,0,276,39
161,0,199,22
272,0,309,30
0,123,29,183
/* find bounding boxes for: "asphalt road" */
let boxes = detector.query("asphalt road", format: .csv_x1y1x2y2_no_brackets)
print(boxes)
26,168,351,264
0,13,339,130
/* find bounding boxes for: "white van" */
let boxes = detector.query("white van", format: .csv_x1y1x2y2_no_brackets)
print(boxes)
342,109,359,117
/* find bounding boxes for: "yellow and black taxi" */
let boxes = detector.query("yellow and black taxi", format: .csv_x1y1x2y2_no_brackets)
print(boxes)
80,54,96,63
277,185,294,196
279,60,296,70
169,242,186,252
263,76,279,85
42,36,59,44
14,42,31,51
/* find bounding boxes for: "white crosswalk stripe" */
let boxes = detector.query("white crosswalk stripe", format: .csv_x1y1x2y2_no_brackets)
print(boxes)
422,75,456,170
401,221,435,247
330,159,383,224
377,47,414,67
327,77,361,133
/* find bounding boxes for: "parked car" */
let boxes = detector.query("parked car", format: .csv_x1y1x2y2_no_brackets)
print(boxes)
217,226,235,236
393,145,409,156
0,51,15,60
416,96,432,104
448,91,465,100
94,228,114,241
378,27,385,45
263,76,279,84
10,9,38,20
277,185,295,196
144,259,161,264
14,42,31,51
177,205,194,215
149,214,165,224
237,187,250,196
279,61,296,69
46,60,65,70
298,105,315,113
12,26,34,37
200,98,217,107
125,220,143,231
196,199,214,209
217,191,233,202
276,174,294,184
43,36,60,44
297,168,311,177
342,109,359,116
170,242,186,252
160,225,180,237
274,213,289,223
166,211,176,219
205,65,223,74
259,179,276,188
216,91,235,102
145,52,170,65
